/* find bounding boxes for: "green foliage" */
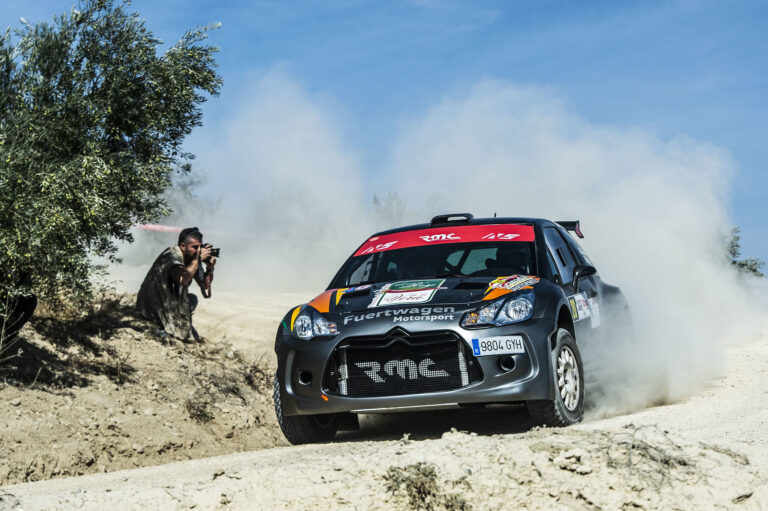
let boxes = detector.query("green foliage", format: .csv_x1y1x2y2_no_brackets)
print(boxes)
0,0,221,313
728,227,764,278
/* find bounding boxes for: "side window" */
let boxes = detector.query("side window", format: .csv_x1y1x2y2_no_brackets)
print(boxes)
348,254,374,285
555,247,568,266
561,230,594,267
543,227,577,284
545,248,561,283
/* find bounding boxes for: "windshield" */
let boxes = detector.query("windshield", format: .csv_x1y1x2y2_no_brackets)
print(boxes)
331,237,538,288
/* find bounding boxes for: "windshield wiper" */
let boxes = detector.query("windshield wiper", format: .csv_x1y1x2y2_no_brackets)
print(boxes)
351,273,467,286
428,273,468,279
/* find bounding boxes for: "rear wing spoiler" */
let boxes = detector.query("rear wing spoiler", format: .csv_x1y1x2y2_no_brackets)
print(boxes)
556,220,584,238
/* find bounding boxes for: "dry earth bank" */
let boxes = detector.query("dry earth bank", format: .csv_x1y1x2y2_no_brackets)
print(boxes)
0,293,294,485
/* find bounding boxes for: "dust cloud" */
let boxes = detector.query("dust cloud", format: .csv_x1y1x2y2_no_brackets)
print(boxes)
383,81,768,414
111,70,374,292
111,72,767,416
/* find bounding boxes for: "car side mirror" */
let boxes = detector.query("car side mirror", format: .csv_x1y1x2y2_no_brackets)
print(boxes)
572,265,597,291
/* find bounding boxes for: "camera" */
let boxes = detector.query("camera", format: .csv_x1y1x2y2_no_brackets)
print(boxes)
202,244,220,259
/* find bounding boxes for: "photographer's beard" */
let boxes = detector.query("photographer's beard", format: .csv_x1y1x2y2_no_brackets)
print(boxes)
179,241,202,265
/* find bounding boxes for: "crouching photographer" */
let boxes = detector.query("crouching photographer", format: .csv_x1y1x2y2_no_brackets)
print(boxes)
136,227,218,342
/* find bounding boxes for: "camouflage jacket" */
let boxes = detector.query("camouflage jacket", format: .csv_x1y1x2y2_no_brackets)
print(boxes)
136,246,192,340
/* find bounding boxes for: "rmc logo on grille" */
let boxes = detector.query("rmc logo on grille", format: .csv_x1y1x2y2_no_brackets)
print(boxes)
354,358,449,382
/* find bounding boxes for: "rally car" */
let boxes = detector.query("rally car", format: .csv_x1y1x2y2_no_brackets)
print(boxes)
273,214,630,444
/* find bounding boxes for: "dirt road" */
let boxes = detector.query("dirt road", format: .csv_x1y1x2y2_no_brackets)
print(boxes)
2,293,766,510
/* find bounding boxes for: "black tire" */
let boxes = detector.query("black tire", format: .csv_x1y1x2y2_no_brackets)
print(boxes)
273,374,339,444
527,328,585,427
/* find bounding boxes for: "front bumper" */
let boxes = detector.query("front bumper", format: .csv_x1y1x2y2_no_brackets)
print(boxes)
275,316,557,416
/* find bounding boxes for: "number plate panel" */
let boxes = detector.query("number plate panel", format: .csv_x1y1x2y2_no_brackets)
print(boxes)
471,335,526,356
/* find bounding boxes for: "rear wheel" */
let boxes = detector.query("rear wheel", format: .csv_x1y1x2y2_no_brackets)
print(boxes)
527,328,584,426
273,374,340,444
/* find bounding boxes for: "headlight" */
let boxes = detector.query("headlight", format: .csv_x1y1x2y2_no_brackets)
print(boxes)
294,313,313,339
293,307,338,340
498,295,534,323
461,291,535,327
312,314,338,336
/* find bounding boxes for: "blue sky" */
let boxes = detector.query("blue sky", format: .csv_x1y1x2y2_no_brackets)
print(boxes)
3,0,767,261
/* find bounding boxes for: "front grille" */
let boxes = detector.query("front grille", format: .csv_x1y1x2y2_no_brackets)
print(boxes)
323,328,483,398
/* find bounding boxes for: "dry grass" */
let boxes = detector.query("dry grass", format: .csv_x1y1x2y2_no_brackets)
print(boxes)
384,463,472,511
596,425,698,490
185,389,216,424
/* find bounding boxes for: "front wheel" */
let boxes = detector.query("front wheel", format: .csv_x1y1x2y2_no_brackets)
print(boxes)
273,374,339,444
527,328,584,426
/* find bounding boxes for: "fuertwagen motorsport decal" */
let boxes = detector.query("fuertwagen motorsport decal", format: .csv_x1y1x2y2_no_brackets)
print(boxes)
343,306,457,325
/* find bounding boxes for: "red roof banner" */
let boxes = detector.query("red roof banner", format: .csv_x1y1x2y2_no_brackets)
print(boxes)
353,224,535,256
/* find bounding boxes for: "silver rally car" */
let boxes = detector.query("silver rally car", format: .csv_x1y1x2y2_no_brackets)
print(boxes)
273,214,629,444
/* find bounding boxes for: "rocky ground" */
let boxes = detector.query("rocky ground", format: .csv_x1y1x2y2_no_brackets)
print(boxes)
1,292,766,510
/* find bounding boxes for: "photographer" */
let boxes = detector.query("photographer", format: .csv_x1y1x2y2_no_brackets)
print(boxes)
136,227,217,341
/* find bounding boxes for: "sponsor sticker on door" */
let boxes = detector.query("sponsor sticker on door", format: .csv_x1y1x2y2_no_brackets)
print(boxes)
568,292,592,321
588,297,601,328
573,293,591,320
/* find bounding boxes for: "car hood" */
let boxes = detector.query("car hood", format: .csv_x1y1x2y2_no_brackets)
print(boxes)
302,275,542,318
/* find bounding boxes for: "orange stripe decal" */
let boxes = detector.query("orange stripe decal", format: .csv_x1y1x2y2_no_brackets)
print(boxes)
308,290,334,313
482,288,513,301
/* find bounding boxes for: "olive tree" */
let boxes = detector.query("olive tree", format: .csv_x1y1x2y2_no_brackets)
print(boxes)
0,0,221,326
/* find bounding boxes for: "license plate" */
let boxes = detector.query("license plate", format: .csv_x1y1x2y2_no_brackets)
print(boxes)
471,336,525,356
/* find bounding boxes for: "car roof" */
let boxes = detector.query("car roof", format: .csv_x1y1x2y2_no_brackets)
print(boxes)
370,217,556,237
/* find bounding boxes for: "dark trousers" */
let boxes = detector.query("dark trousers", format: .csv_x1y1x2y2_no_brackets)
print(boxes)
1,295,37,341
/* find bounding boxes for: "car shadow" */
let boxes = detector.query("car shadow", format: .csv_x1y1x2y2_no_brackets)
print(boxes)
336,404,534,442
